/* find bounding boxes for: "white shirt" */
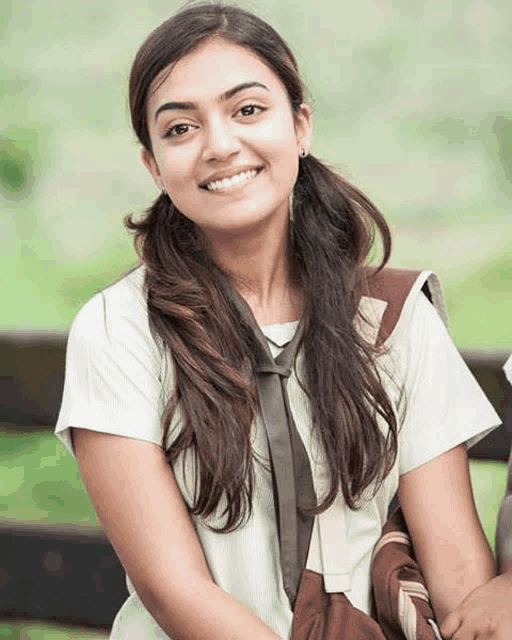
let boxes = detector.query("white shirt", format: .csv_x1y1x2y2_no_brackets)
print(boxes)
55,266,500,639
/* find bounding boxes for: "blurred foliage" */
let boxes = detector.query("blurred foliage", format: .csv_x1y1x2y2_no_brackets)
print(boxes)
0,129,38,197
0,430,98,526
491,115,512,195
469,459,508,552
0,620,108,639
448,247,512,348
2,0,511,347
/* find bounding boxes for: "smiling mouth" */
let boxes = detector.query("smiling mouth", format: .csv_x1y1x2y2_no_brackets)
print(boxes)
201,168,262,192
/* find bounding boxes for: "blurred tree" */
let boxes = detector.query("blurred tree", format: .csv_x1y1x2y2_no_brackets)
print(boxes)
0,130,36,198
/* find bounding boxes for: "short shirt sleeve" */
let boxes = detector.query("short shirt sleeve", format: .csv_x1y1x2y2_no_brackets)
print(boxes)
389,292,501,475
55,269,166,455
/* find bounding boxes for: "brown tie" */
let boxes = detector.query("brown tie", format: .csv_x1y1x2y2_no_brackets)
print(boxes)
226,287,316,608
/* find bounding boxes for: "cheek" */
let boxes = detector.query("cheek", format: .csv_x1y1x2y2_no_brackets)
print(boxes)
153,145,198,186
260,120,299,169
252,126,300,188
255,116,298,149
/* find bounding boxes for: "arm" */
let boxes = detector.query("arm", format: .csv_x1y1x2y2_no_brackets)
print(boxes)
73,428,280,640
398,444,496,625
439,412,512,639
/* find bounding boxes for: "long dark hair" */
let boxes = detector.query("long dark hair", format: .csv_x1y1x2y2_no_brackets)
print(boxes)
126,2,397,532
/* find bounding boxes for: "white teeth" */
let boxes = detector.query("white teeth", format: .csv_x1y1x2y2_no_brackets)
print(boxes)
206,169,258,191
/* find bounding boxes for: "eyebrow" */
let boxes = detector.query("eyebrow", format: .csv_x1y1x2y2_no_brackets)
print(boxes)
154,81,270,122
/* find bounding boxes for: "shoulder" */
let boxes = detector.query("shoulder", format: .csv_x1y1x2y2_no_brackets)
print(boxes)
68,265,163,366
56,266,168,454
71,266,150,338
73,265,146,326
358,267,449,348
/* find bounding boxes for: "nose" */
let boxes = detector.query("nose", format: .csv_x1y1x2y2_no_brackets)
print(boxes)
201,118,241,162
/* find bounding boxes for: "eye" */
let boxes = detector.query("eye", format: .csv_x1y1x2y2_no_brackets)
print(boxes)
236,104,264,118
164,123,198,138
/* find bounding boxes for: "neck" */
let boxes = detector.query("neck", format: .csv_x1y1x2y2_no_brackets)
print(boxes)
199,215,302,326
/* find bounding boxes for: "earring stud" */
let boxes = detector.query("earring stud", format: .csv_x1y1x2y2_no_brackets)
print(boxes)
300,148,307,158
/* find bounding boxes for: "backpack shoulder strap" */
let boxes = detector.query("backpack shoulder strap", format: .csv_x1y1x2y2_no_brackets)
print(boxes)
362,267,450,348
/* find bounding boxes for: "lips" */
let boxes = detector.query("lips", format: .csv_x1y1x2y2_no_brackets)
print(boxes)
199,167,262,191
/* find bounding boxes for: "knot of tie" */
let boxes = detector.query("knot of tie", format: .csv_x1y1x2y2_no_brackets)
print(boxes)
255,362,292,377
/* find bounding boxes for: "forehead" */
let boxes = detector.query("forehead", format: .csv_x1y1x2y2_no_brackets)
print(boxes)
148,37,287,109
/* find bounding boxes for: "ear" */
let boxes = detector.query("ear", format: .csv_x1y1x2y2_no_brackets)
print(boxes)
141,148,162,188
294,103,313,156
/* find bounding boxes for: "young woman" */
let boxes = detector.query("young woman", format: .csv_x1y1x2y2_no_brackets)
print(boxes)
56,4,500,639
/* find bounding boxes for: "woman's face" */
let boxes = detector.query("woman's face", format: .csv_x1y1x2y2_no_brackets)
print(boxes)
142,37,312,236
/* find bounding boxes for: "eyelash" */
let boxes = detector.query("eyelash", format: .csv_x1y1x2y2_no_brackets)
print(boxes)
164,123,197,139
237,103,264,117
163,104,265,139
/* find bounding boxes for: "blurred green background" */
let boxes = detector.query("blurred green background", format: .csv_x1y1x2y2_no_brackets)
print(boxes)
2,0,511,347
1,0,511,636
